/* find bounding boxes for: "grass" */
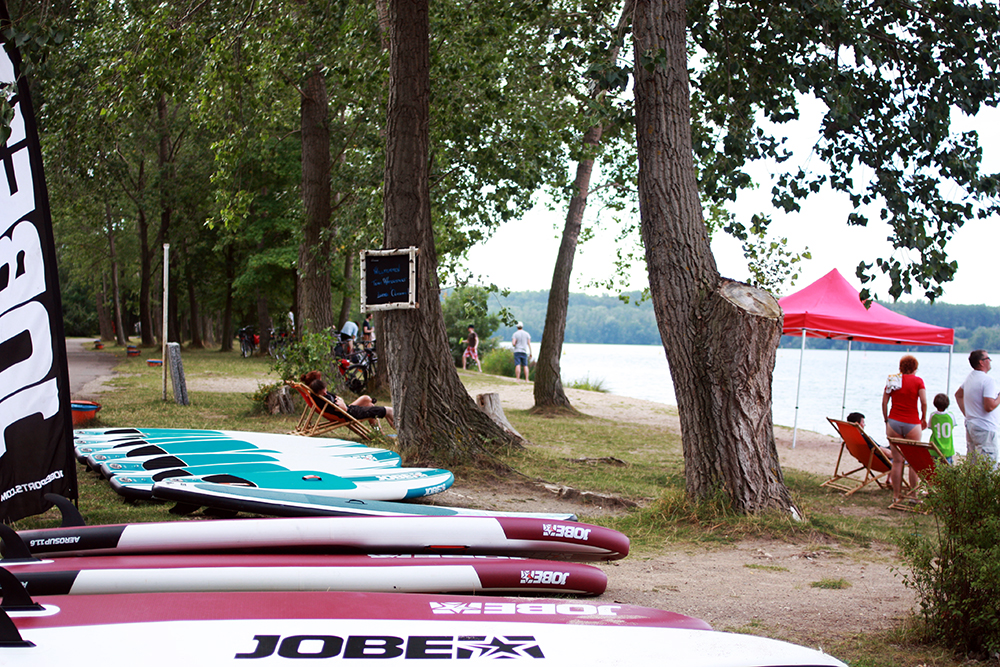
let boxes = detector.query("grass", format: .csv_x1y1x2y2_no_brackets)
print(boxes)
810,578,852,589
32,340,975,667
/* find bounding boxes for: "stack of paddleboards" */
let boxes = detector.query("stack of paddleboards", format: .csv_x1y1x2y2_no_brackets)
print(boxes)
0,512,847,666
73,427,457,508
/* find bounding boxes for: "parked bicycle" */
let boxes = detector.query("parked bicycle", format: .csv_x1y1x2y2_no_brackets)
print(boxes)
335,343,378,395
237,326,257,358
268,329,293,360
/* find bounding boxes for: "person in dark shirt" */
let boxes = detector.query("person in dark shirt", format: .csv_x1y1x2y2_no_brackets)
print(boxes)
307,375,394,429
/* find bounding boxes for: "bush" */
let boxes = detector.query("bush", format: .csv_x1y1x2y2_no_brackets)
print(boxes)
270,329,341,383
481,347,534,380
898,458,1000,657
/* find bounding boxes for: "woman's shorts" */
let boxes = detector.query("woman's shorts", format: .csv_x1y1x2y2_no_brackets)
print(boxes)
347,404,387,421
513,351,528,367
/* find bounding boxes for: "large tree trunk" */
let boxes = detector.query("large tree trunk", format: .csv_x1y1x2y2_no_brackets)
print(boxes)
532,123,603,412
382,0,519,465
297,66,335,335
183,241,203,349
220,244,235,352
633,0,794,515
338,252,354,330
96,276,114,341
533,0,632,412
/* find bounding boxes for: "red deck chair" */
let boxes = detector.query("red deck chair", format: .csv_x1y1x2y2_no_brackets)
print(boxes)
286,381,373,440
887,437,948,513
822,418,894,495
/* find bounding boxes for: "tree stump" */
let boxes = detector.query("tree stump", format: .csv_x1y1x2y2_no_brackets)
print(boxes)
476,393,528,444
266,385,296,415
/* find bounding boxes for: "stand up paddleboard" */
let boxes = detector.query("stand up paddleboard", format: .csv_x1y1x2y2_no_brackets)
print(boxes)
109,467,455,502
84,439,398,469
12,516,629,561
2,587,847,666
146,479,578,520
4,553,607,596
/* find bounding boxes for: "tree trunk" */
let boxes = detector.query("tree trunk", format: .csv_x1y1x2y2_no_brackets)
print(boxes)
382,0,516,466
220,245,235,352
96,276,114,342
256,290,272,355
533,0,632,412
338,251,354,330
532,123,603,412
297,66,335,335
105,204,127,346
183,241,204,349
633,0,795,515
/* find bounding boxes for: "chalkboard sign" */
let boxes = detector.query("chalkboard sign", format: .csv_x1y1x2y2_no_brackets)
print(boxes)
360,247,419,312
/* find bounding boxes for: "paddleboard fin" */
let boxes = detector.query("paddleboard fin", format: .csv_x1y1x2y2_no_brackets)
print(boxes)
43,494,86,527
0,526,37,563
0,567,44,613
0,609,34,648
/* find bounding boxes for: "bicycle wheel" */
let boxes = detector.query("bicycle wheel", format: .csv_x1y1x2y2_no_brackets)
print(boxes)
343,363,371,395
240,338,252,358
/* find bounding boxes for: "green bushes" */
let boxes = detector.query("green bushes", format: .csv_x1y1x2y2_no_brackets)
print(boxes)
899,458,1000,657
480,347,534,380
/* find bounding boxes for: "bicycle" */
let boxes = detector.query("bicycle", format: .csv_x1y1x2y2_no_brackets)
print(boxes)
336,344,378,395
237,326,257,358
268,329,292,360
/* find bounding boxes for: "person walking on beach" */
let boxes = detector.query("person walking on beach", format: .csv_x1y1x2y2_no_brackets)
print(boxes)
955,349,1000,465
512,322,532,381
882,354,925,504
462,324,481,372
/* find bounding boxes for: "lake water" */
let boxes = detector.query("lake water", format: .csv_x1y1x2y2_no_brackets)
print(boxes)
556,343,970,454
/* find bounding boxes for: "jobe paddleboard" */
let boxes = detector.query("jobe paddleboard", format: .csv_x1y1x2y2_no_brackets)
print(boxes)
4,553,607,596
74,430,372,454
3,589,847,666
94,448,401,480
13,516,629,561
74,436,372,464
110,467,455,502
85,438,397,467
144,479,578,521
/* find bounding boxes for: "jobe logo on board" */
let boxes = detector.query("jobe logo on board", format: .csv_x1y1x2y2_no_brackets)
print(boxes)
429,602,621,616
541,524,591,541
519,570,569,586
235,634,544,660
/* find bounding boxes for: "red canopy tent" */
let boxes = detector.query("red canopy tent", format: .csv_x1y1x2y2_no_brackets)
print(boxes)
778,269,954,446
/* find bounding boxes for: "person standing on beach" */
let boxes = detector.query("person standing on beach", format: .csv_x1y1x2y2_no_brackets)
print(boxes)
511,322,532,381
882,354,925,503
928,393,956,464
955,349,1000,465
462,324,481,372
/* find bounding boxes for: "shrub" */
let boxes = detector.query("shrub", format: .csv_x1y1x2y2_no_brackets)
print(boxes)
481,347,534,380
270,329,341,382
898,458,1000,657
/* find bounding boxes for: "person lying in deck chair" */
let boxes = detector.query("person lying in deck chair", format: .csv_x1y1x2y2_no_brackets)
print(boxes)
308,377,395,429
846,412,893,463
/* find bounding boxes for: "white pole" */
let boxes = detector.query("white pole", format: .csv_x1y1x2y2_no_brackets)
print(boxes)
792,329,806,448
841,340,852,420
947,344,953,395
162,243,170,401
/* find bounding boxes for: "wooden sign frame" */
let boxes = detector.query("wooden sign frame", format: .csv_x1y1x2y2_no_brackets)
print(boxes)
360,247,419,312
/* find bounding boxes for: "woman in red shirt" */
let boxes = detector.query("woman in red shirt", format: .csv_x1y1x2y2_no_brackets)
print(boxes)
882,354,926,503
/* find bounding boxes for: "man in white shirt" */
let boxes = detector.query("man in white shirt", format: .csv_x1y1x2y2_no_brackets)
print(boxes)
955,349,1000,465
511,322,532,381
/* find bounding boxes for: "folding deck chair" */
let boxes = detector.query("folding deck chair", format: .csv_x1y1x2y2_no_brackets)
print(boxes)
887,437,948,513
822,418,894,496
286,381,374,440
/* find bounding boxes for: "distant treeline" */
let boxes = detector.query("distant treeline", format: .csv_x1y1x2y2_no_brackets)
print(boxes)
492,291,1000,352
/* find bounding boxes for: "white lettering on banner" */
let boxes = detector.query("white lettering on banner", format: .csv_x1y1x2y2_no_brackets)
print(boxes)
0,221,46,316
0,110,35,235
0,377,59,457
0,468,64,502
0,301,53,403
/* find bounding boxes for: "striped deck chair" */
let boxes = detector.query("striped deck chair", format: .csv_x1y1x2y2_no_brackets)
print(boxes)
887,437,948,513
286,381,373,440
822,418,894,495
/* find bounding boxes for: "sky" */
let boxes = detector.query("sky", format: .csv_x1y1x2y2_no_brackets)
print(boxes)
462,104,1000,308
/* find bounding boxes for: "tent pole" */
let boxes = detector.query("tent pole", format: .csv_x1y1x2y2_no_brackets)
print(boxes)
947,344,953,395
792,329,806,448
841,340,852,420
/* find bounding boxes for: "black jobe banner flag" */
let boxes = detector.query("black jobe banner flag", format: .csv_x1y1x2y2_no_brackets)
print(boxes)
0,5,77,522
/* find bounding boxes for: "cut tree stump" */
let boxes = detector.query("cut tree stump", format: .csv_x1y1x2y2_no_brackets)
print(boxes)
476,392,528,444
